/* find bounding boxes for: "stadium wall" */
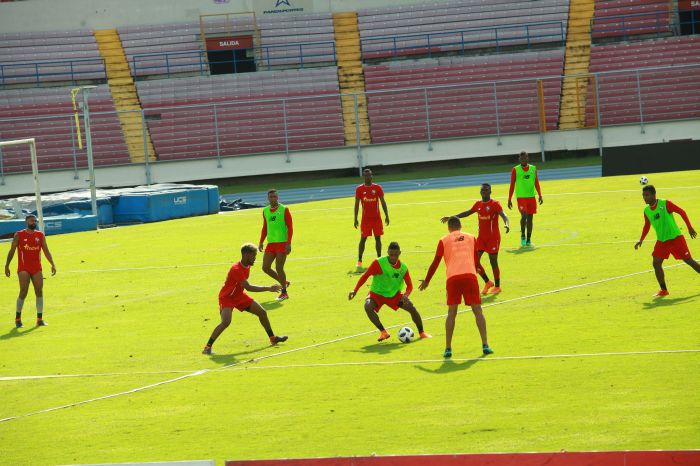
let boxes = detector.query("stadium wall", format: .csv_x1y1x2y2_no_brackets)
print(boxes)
1,120,698,197
0,0,432,32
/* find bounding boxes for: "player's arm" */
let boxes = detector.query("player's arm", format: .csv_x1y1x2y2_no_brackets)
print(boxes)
242,279,281,293
4,233,19,277
400,269,414,304
507,168,516,209
258,212,267,252
353,197,360,229
499,211,510,233
40,235,56,276
440,209,474,223
349,260,380,299
284,208,293,254
535,172,543,204
419,241,444,290
666,200,697,239
380,196,389,226
635,215,651,249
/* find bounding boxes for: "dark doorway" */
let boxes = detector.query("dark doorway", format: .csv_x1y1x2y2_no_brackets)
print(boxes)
208,49,256,75
679,10,699,35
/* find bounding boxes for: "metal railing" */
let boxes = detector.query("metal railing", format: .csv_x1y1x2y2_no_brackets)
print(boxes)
131,41,337,79
1,62,699,183
590,11,671,40
0,58,107,87
360,21,566,59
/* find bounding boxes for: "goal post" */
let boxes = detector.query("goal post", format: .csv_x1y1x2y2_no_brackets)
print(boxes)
0,138,44,232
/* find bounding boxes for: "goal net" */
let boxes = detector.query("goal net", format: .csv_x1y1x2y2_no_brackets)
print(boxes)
0,138,44,231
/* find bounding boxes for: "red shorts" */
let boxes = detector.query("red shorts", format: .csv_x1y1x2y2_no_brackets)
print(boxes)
517,197,537,215
367,291,403,311
446,274,481,306
361,217,383,237
219,293,254,312
476,235,501,254
17,267,42,276
264,242,288,255
653,235,691,260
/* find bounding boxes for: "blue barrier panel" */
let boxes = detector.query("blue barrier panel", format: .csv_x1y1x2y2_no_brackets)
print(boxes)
39,199,114,225
205,186,220,214
0,215,97,237
112,188,210,224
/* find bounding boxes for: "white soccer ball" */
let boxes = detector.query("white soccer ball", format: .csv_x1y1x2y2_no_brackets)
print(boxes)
640,176,649,185
397,326,415,343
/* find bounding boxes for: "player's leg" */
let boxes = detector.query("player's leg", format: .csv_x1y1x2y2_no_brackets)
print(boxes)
261,251,281,282
374,235,382,258
203,307,233,354
470,304,492,354
364,298,389,341
488,253,501,292
30,272,46,325
444,304,458,358
399,297,429,338
358,236,368,266
652,256,668,295
476,250,493,294
274,252,289,300
245,300,287,344
682,257,700,273
15,271,31,328
519,210,527,246
525,213,534,245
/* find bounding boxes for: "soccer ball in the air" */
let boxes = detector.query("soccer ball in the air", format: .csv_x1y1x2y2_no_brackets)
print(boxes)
640,176,649,185
398,326,415,343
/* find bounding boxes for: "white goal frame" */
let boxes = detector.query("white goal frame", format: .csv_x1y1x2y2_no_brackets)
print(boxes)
0,138,44,232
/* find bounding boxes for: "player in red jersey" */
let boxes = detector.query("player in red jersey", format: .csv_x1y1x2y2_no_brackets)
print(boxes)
441,183,510,294
202,243,288,355
259,189,293,301
354,168,390,270
4,214,56,328
507,151,543,247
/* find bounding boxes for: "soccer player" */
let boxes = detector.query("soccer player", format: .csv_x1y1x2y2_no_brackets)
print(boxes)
203,243,288,355
348,242,431,342
507,151,543,247
441,183,510,294
634,185,699,296
419,217,493,358
354,168,390,270
4,214,56,328
259,189,292,301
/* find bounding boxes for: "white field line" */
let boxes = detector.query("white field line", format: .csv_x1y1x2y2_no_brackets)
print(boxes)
2,348,697,382
0,263,686,423
58,239,640,274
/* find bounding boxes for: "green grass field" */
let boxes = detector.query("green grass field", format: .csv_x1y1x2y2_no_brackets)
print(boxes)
1,170,699,466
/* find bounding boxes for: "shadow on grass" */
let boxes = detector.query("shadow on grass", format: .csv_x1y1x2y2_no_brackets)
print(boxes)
258,300,284,311
505,246,536,255
414,355,485,374
0,326,38,341
481,293,499,303
643,293,700,310
353,341,406,355
207,345,271,366
347,268,365,276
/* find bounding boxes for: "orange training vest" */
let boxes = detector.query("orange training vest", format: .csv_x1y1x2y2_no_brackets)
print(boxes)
440,230,476,278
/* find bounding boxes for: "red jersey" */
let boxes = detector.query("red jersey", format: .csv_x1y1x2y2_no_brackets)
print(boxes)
356,183,384,219
17,229,44,271
218,262,250,301
469,199,503,239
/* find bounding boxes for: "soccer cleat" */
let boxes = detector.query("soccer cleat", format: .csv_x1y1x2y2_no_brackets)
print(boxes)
36,319,47,327
443,347,453,359
419,331,432,339
276,292,289,301
482,344,494,355
481,280,495,295
525,241,533,248
15,319,23,328
653,289,669,297
356,261,363,272
202,345,213,355
520,236,527,247
270,335,288,345
377,330,390,342
489,286,502,294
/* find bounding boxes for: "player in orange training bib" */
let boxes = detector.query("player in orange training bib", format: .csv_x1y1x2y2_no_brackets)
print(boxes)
4,214,56,328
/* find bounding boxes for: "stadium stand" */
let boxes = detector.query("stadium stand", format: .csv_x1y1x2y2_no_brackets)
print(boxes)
591,0,672,39
358,0,570,59
363,48,565,143
0,85,130,172
136,67,345,160
586,35,700,126
0,29,106,86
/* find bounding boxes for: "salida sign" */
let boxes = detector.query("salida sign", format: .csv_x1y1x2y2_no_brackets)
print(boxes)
205,36,253,51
